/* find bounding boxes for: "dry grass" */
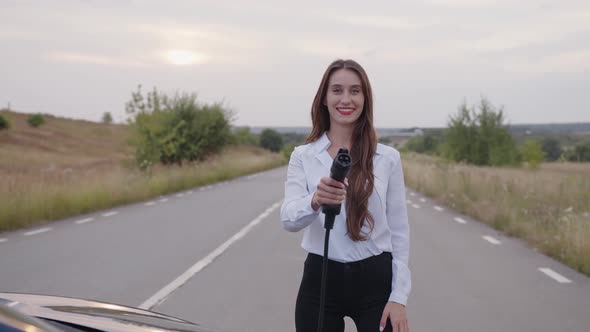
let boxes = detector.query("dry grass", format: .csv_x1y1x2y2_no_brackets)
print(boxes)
0,111,286,232
401,153,590,276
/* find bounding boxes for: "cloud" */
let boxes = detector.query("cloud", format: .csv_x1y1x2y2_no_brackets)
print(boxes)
44,51,148,67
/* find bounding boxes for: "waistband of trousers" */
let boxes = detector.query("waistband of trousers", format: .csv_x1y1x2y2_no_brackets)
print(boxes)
305,251,392,271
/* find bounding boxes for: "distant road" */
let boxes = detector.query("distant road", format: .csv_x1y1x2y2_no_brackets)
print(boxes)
1,166,589,331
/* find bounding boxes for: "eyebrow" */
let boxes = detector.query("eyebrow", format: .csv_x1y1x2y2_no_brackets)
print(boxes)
330,84,362,88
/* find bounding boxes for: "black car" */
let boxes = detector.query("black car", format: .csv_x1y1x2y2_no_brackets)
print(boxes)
0,292,218,332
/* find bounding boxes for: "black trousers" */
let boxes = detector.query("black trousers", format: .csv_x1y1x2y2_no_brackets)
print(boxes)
295,251,393,332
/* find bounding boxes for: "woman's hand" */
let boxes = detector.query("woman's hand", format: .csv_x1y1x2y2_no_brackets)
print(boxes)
311,177,347,211
380,301,409,332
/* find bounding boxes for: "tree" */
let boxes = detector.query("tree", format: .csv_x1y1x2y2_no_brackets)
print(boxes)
443,98,518,166
565,141,590,162
102,112,113,124
0,114,9,130
519,140,544,169
126,85,232,168
541,137,562,161
260,128,283,152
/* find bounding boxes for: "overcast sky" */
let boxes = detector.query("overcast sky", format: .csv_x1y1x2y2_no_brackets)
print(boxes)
1,0,589,128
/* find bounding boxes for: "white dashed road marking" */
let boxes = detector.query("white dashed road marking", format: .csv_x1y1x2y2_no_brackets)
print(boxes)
434,206,444,211
412,204,420,209
538,268,572,283
23,227,52,236
0,238,7,243
454,217,467,224
159,198,168,203
139,200,283,310
410,192,416,196
75,218,94,225
482,236,501,245
420,198,426,203
145,201,156,206
102,211,119,218
176,193,184,197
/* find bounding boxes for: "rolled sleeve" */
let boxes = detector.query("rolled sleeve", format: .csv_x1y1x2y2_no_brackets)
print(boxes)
386,151,412,305
280,147,320,232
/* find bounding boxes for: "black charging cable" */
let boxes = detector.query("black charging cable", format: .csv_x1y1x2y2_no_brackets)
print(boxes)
317,148,352,332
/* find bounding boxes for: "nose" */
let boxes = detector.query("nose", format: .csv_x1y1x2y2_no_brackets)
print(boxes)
341,91,352,105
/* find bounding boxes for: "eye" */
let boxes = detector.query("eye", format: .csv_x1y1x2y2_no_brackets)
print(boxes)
332,87,342,94
351,88,361,95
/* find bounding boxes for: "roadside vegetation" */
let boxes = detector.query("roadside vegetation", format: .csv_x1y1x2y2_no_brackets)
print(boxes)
392,97,590,276
0,86,289,232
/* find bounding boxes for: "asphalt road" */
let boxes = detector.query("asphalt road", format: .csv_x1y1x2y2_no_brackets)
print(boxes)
1,166,589,331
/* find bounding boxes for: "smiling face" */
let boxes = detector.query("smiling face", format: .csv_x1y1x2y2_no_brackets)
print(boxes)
323,68,365,128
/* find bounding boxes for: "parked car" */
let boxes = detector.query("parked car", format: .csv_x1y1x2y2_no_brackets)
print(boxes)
0,292,218,332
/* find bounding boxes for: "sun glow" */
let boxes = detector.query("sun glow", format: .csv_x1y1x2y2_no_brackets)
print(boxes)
165,49,207,65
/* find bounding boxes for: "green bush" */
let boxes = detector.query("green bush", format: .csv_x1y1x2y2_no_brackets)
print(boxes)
232,127,259,146
406,135,439,154
443,98,518,166
541,137,562,161
564,141,590,162
260,128,283,152
0,114,10,130
281,143,296,160
126,85,232,168
28,114,45,127
519,140,544,169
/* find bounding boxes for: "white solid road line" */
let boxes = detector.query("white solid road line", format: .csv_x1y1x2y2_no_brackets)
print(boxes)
538,268,572,283
102,211,119,217
145,201,156,206
23,227,52,236
412,204,420,209
75,217,94,225
454,217,467,224
139,200,283,310
482,235,501,245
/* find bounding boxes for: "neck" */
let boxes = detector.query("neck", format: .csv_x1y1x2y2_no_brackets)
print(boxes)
327,123,354,150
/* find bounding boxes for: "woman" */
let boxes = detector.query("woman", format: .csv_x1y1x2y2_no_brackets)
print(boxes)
280,59,411,332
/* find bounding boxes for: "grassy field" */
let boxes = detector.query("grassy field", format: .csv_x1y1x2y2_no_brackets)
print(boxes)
402,152,590,276
0,110,286,232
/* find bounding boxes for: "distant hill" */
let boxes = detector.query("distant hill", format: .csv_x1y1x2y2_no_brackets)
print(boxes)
0,110,131,174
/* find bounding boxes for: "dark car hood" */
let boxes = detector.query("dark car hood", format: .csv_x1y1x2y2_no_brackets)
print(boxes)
0,292,218,332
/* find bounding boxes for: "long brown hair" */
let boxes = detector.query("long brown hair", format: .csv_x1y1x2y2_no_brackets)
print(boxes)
306,59,377,241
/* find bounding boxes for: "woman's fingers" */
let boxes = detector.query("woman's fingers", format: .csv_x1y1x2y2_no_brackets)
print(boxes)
314,177,347,205
321,177,346,189
315,192,344,205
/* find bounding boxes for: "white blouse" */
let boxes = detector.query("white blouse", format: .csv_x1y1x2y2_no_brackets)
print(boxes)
280,132,411,305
